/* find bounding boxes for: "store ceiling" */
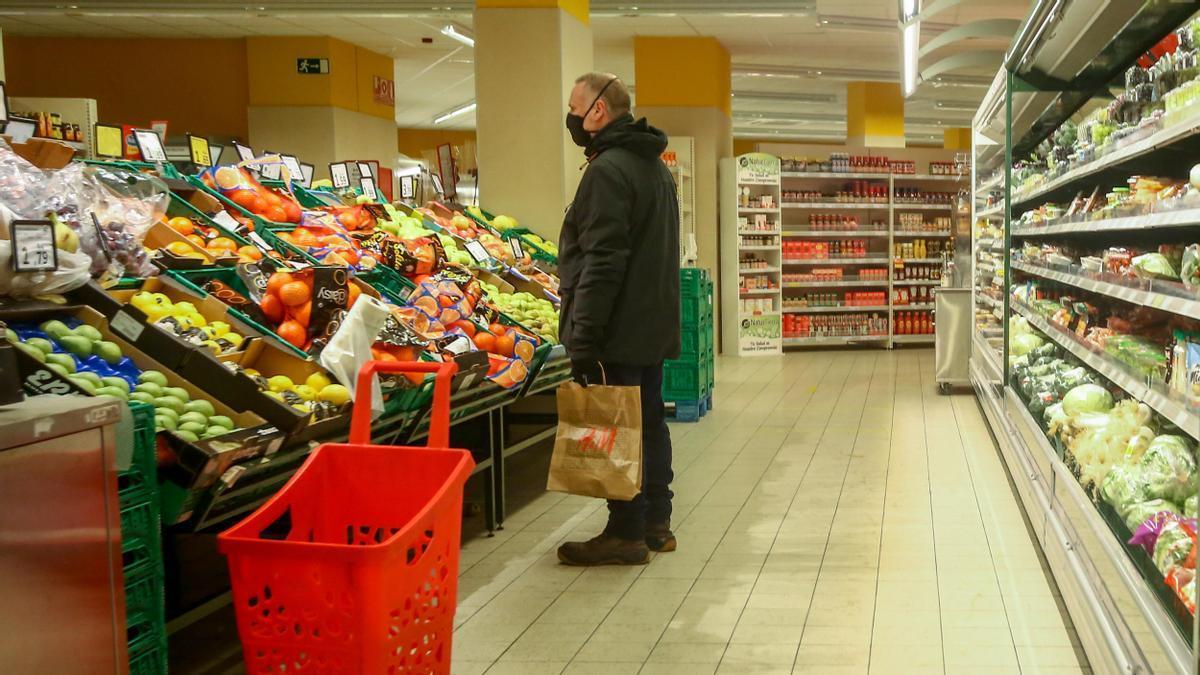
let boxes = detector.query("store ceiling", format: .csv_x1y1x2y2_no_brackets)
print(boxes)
0,0,1029,145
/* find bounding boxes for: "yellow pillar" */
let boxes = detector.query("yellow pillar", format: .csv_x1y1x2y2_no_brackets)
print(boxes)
943,127,971,150
634,36,732,348
246,37,396,181
475,0,592,240
846,82,905,148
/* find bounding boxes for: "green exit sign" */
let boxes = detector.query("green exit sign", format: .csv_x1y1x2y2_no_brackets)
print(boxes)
296,58,329,74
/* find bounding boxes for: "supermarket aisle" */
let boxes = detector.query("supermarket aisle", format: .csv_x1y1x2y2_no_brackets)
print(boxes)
451,350,1091,675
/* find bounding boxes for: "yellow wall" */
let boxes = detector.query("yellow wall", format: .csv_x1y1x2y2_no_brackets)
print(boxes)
246,37,393,120
476,0,589,24
846,82,904,146
943,127,971,150
398,128,476,158
4,36,250,140
634,37,731,116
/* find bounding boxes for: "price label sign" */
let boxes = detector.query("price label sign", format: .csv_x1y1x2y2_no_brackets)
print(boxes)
356,161,374,180
187,134,213,168
299,162,314,188
464,240,489,263
431,173,444,198
10,220,58,272
281,154,304,182
400,175,415,200
509,237,525,260
233,142,255,163
360,176,378,201
94,123,124,158
329,162,350,189
259,152,282,180
132,129,167,162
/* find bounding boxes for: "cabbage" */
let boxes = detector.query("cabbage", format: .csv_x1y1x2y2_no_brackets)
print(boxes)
1062,384,1113,416
1101,463,1150,513
1010,315,1031,336
1152,519,1196,574
1141,435,1198,504
1122,499,1180,531
1011,333,1045,357
1186,494,1198,519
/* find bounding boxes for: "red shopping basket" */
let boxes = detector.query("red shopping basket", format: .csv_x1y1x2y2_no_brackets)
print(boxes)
219,360,474,674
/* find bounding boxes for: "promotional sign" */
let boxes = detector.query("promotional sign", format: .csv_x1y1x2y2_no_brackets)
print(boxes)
187,134,213,168
299,163,314,188
736,152,781,185
360,176,378,201
400,175,415,200
132,129,167,162
280,154,304,182
356,161,374,181
94,124,124,158
738,314,782,355
259,152,282,180
233,142,255,163
373,76,395,105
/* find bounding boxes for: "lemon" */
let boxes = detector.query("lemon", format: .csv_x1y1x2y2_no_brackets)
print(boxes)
184,312,207,328
209,321,231,336
267,375,295,392
293,384,317,401
223,333,245,348
318,384,351,406
305,372,332,391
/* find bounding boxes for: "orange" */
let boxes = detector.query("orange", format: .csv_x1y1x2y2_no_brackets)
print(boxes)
186,234,207,247
167,216,195,235
290,301,312,327
264,205,288,223
347,284,362,308
277,320,307,348
229,190,258,211
250,195,268,215
214,166,243,190
279,281,311,307
266,271,293,297
260,294,285,323
489,323,507,336
439,295,457,308
165,241,195,255
453,320,476,338
282,201,302,223
209,237,237,251
236,245,263,261
495,334,516,357
474,332,496,353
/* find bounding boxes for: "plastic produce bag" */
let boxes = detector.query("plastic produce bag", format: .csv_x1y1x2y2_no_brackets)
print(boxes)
1182,244,1200,291
1141,435,1198,504
1131,252,1180,281
1124,499,1181,533
1152,518,1197,574
1166,565,1196,613
319,294,391,419
1187,494,1198,519
0,240,92,298
1101,462,1152,514
0,138,53,218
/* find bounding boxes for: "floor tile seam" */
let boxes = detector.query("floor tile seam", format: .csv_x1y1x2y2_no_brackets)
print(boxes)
911,352,951,672
863,351,900,675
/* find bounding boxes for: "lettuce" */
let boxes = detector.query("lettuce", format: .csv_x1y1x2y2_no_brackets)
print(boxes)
1122,499,1181,531
1101,463,1151,514
1062,384,1113,416
1011,333,1045,357
1152,519,1196,574
1141,435,1198,504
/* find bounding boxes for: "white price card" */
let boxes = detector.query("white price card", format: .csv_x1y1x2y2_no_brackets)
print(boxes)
360,176,378,201
509,237,525,260
431,173,444,197
400,175,415,200
329,162,350,189
234,142,255,163
10,220,58,272
299,163,314,188
259,153,282,180
133,129,167,162
464,240,489,263
356,161,374,180
281,154,304,182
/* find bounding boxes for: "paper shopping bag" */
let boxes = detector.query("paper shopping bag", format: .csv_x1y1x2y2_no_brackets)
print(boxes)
547,381,643,501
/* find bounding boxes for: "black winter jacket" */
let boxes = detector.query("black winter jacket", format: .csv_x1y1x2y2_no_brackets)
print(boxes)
558,114,681,366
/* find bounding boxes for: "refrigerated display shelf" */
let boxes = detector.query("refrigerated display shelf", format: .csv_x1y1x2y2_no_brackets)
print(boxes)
1011,259,1200,321
977,204,1005,219
1011,300,1200,441
782,305,890,314
972,331,1003,384
1011,207,1200,237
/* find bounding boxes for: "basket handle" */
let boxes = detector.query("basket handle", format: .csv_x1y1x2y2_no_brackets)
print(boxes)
349,360,458,448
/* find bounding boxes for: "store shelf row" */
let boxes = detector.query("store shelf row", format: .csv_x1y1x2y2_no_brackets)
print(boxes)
782,305,889,314
782,202,889,210
738,267,780,275
1011,258,1200,321
782,280,889,288
1011,207,1200,237
783,257,890,265
782,230,889,238
781,171,964,181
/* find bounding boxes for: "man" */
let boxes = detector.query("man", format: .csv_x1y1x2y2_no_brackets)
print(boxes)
556,72,681,566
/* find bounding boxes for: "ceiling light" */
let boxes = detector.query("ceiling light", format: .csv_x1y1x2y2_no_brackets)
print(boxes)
441,23,474,48
934,100,978,112
902,19,920,97
433,101,476,125
732,91,837,104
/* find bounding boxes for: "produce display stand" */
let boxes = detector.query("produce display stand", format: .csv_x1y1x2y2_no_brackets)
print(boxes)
969,4,1200,673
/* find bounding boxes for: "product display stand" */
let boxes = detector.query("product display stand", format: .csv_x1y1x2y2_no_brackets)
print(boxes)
665,137,696,266
721,153,782,356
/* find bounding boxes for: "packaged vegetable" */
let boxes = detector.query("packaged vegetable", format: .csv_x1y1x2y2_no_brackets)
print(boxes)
1062,383,1114,416
1141,435,1198,504
1101,463,1152,515
1011,333,1045,357
1187,494,1198,519
1129,509,1186,554
1123,499,1181,532
1181,244,1200,291
1131,252,1180,281
1165,566,1196,613
1152,518,1197,574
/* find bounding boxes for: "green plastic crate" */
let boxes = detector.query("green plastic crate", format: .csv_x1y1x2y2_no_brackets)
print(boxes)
123,568,165,622
127,637,168,675
261,179,342,209
185,175,297,229
677,322,714,359
122,536,162,579
681,295,712,328
168,267,309,359
120,490,160,547
680,268,709,299
126,611,168,675
663,360,707,402
121,401,158,494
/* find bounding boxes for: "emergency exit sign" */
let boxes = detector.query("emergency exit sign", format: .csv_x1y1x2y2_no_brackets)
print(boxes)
296,58,329,74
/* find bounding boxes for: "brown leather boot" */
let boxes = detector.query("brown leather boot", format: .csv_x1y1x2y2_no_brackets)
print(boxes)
646,522,677,552
557,533,650,566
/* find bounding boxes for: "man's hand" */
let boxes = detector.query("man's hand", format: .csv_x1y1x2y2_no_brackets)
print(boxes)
571,359,605,386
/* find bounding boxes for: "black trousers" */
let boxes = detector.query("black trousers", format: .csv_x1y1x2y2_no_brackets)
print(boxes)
573,361,675,540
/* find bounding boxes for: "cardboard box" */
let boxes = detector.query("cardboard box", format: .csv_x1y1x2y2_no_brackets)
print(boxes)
144,221,239,269
4,137,78,169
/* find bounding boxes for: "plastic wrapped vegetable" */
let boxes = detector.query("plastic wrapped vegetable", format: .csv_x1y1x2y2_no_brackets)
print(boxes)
1011,332,1045,357
1101,463,1152,515
1141,435,1198,504
1122,499,1181,532
1131,252,1180,281
1165,566,1196,614
1055,367,1096,397
1129,510,1186,554
1062,383,1114,416
1152,518,1196,574
1187,494,1198,519
1181,244,1200,291
1044,402,1069,430
1124,425,1157,463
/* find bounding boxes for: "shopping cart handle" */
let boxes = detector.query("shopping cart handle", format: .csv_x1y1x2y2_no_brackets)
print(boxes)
350,360,459,448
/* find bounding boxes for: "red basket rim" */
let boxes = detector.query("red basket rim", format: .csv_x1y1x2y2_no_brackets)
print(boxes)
217,442,474,557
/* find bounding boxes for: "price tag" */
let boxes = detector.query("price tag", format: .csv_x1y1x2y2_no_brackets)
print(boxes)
10,220,58,272
431,173,444,198
299,162,314,188
259,153,282,180
248,230,274,253
132,129,167,162
0,81,8,125
187,134,212,168
509,237,525,260
400,175,415,200
212,210,241,231
360,176,378,201
94,123,124,158
464,240,489,263
329,162,350,189
356,161,374,180
281,154,304,182
233,142,255,163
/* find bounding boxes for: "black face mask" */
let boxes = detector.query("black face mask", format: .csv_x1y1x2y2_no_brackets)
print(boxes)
566,78,617,148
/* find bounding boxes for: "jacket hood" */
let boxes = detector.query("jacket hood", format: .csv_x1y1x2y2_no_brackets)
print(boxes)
588,114,668,159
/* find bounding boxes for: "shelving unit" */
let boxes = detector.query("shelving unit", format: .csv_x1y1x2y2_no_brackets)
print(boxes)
721,153,784,355
966,5,1200,673
666,136,695,266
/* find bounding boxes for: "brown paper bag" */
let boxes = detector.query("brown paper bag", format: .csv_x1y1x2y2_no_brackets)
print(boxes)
547,381,643,501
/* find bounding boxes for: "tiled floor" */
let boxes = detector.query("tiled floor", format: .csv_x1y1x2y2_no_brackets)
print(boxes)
450,349,1091,675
